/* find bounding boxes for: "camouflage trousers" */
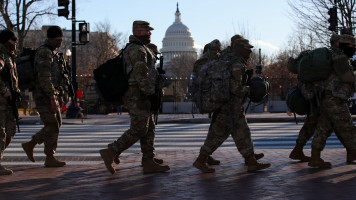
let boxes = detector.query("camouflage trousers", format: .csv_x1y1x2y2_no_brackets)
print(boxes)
32,90,62,156
200,97,254,158
110,86,156,158
311,92,356,151
0,96,16,161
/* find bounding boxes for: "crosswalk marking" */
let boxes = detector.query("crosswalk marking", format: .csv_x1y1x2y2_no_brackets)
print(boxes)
2,123,344,163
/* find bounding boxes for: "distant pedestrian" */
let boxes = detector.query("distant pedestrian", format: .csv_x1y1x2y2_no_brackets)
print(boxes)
117,105,122,115
20,90,29,115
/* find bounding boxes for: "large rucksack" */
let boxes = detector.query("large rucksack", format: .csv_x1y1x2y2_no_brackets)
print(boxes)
297,47,333,82
93,44,133,104
192,59,231,113
15,47,37,90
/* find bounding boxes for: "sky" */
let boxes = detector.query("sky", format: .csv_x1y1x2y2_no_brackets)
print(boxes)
49,0,295,56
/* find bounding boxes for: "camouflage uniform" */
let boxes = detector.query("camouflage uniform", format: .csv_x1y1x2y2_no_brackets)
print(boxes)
101,21,170,174
309,35,356,167
289,35,348,162
194,38,270,173
109,35,158,157
311,49,356,151
31,43,65,156
200,56,253,157
192,39,221,77
0,43,19,161
139,43,160,160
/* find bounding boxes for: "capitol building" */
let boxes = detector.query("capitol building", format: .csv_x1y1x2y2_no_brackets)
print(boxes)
160,3,198,74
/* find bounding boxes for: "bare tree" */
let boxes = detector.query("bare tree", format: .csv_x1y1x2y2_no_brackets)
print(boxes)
76,21,126,91
0,0,56,51
288,0,356,46
169,54,196,78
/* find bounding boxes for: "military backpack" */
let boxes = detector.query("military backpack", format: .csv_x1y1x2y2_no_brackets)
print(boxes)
297,47,333,82
93,43,135,104
15,47,37,91
192,59,231,113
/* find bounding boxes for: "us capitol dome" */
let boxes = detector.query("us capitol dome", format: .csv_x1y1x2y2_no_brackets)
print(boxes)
160,3,197,65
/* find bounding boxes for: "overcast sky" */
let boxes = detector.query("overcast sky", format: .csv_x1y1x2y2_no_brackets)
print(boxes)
48,0,295,56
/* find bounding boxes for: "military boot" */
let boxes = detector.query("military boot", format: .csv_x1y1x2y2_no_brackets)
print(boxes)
193,154,215,173
44,155,66,167
141,157,164,166
107,144,120,164
207,155,220,165
346,150,356,163
0,165,13,175
308,149,331,168
142,157,170,174
100,148,116,174
289,143,310,162
22,139,37,162
244,153,264,165
245,154,271,172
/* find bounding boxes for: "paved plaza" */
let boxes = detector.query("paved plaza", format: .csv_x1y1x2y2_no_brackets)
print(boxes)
0,113,356,200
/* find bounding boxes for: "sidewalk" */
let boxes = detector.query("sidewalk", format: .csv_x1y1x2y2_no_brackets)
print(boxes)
1,149,356,200
6,112,356,199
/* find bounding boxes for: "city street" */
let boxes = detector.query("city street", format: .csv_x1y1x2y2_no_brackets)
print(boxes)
1,121,355,200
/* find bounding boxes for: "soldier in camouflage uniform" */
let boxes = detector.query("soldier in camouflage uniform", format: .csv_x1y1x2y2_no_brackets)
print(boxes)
0,29,20,175
110,43,166,167
288,36,340,162
22,26,66,167
100,21,170,174
219,35,265,165
308,34,356,168
191,39,222,166
193,37,270,173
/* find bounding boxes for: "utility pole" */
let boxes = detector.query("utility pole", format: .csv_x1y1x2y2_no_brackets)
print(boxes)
58,0,89,119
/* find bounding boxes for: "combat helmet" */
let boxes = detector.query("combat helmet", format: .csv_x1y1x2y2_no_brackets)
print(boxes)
248,76,270,103
286,86,310,115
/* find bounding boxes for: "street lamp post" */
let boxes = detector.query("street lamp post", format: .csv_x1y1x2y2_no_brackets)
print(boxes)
65,0,83,119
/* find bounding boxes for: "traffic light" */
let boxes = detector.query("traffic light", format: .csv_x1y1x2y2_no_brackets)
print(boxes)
58,0,69,18
328,6,338,32
79,23,90,43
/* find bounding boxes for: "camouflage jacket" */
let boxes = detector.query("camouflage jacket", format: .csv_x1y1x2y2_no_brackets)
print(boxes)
0,43,19,96
123,35,158,96
34,42,66,97
193,51,219,77
324,48,356,100
229,56,249,98
219,46,234,60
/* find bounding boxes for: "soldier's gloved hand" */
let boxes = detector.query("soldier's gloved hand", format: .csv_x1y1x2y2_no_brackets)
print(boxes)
50,95,57,111
58,96,64,108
